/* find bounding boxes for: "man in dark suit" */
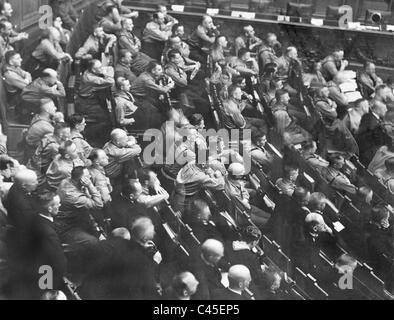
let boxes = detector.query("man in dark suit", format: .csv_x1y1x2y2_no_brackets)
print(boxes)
6,169,39,232
226,225,265,287
366,205,393,275
357,99,388,165
187,238,226,300
212,265,254,300
7,191,66,299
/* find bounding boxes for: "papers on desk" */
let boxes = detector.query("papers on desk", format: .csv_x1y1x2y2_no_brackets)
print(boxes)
206,8,219,16
311,18,324,26
387,25,394,32
231,11,256,19
171,5,184,12
333,221,345,233
277,15,290,22
339,80,358,93
344,91,363,103
347,22,361,30
364,26,380,31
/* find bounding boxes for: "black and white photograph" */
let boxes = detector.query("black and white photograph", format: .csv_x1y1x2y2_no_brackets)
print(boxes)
0,0,393,304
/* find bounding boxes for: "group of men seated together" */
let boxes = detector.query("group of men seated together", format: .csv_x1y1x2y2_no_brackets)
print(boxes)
0,0,393,300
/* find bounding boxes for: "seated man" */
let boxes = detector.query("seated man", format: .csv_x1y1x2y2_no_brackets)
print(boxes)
114,77,138,130
46,141,85,191
314,84,338,124
88,148,112,206
366,204,393,275
357,61,383,98
163,35,200,71
228,48,259,78
28,122,71,187
357,99,388,165
187,15,220,65
187,239,225,300
1,50,32,118
275,163,299,197
156,4,178,29
114,50,137,85
186,199,223,243
27,191,67,296
220,85,266,136
258,33,280,72
24,99,57,162
342,98,370,134
118,18,153,76
212,265,254,300
31,26,73,77
142,12,172,62
75,59,114,147
103,128,142,181
0,20,14,61
98,3,122,35
69,113,93,161
55,166,103,246
130,61,175,129
301,140,329,173
225,163,271,228
21,68,66,116
248,132,274,171
271,89,310,145
6,169,38,233
164,272,199,300
226,225,265,287
164,49,205,115
0,2,29,44
75,24,117,67
276,46,300,96
321,47,348,82
234,25,263,57
326,72,350,114
321,154,357,195
173,161,225,216
375,157,394,193
50,0,79,31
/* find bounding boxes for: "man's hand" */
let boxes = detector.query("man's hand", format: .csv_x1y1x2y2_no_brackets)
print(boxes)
17,32,29,40
80,176,93,188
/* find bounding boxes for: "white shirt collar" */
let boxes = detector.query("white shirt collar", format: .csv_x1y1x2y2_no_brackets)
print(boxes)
227,287,243,296
39,214,54,223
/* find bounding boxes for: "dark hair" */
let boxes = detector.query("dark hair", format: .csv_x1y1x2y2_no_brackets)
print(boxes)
87,59,100,71
292,186,310,205
241,225,262,243
119,49,131,60
188,113,204,127
54,122,70,135
104,4,117,15
172,23,183,34
171,273,190,297
283,163,299,178
36,191,57,211
237,47,249,59
146,60,161,73
327,154,344,167
251,131,267,144
0,157,13,171
152,13,160,20
68,113,84,129
4,50,18,64
167,49,181,60
88,148,103,163
232,75,246,86
71,166,86,181
136,168,151,183
228,84,240,97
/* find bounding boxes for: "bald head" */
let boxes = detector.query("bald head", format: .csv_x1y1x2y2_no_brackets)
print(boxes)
110,128,129,147
14,169,38,192
372,99,388,118
228,265,252,290
201,239,224,265
112,227,131,240
172,272,199,299
130,216,155,244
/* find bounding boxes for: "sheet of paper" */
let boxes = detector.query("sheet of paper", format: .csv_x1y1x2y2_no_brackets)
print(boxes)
344,91,363,103
171,5,184,12
206,8,219,16
311,18,324,26
231,11,256,19
333,221,345,233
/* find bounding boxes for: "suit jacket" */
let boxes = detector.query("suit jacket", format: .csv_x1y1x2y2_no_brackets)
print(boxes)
6,184,38,232
79,238,160,300
211,287,248,300
187,251,224,300
27,215,67,287
357,112,387,164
